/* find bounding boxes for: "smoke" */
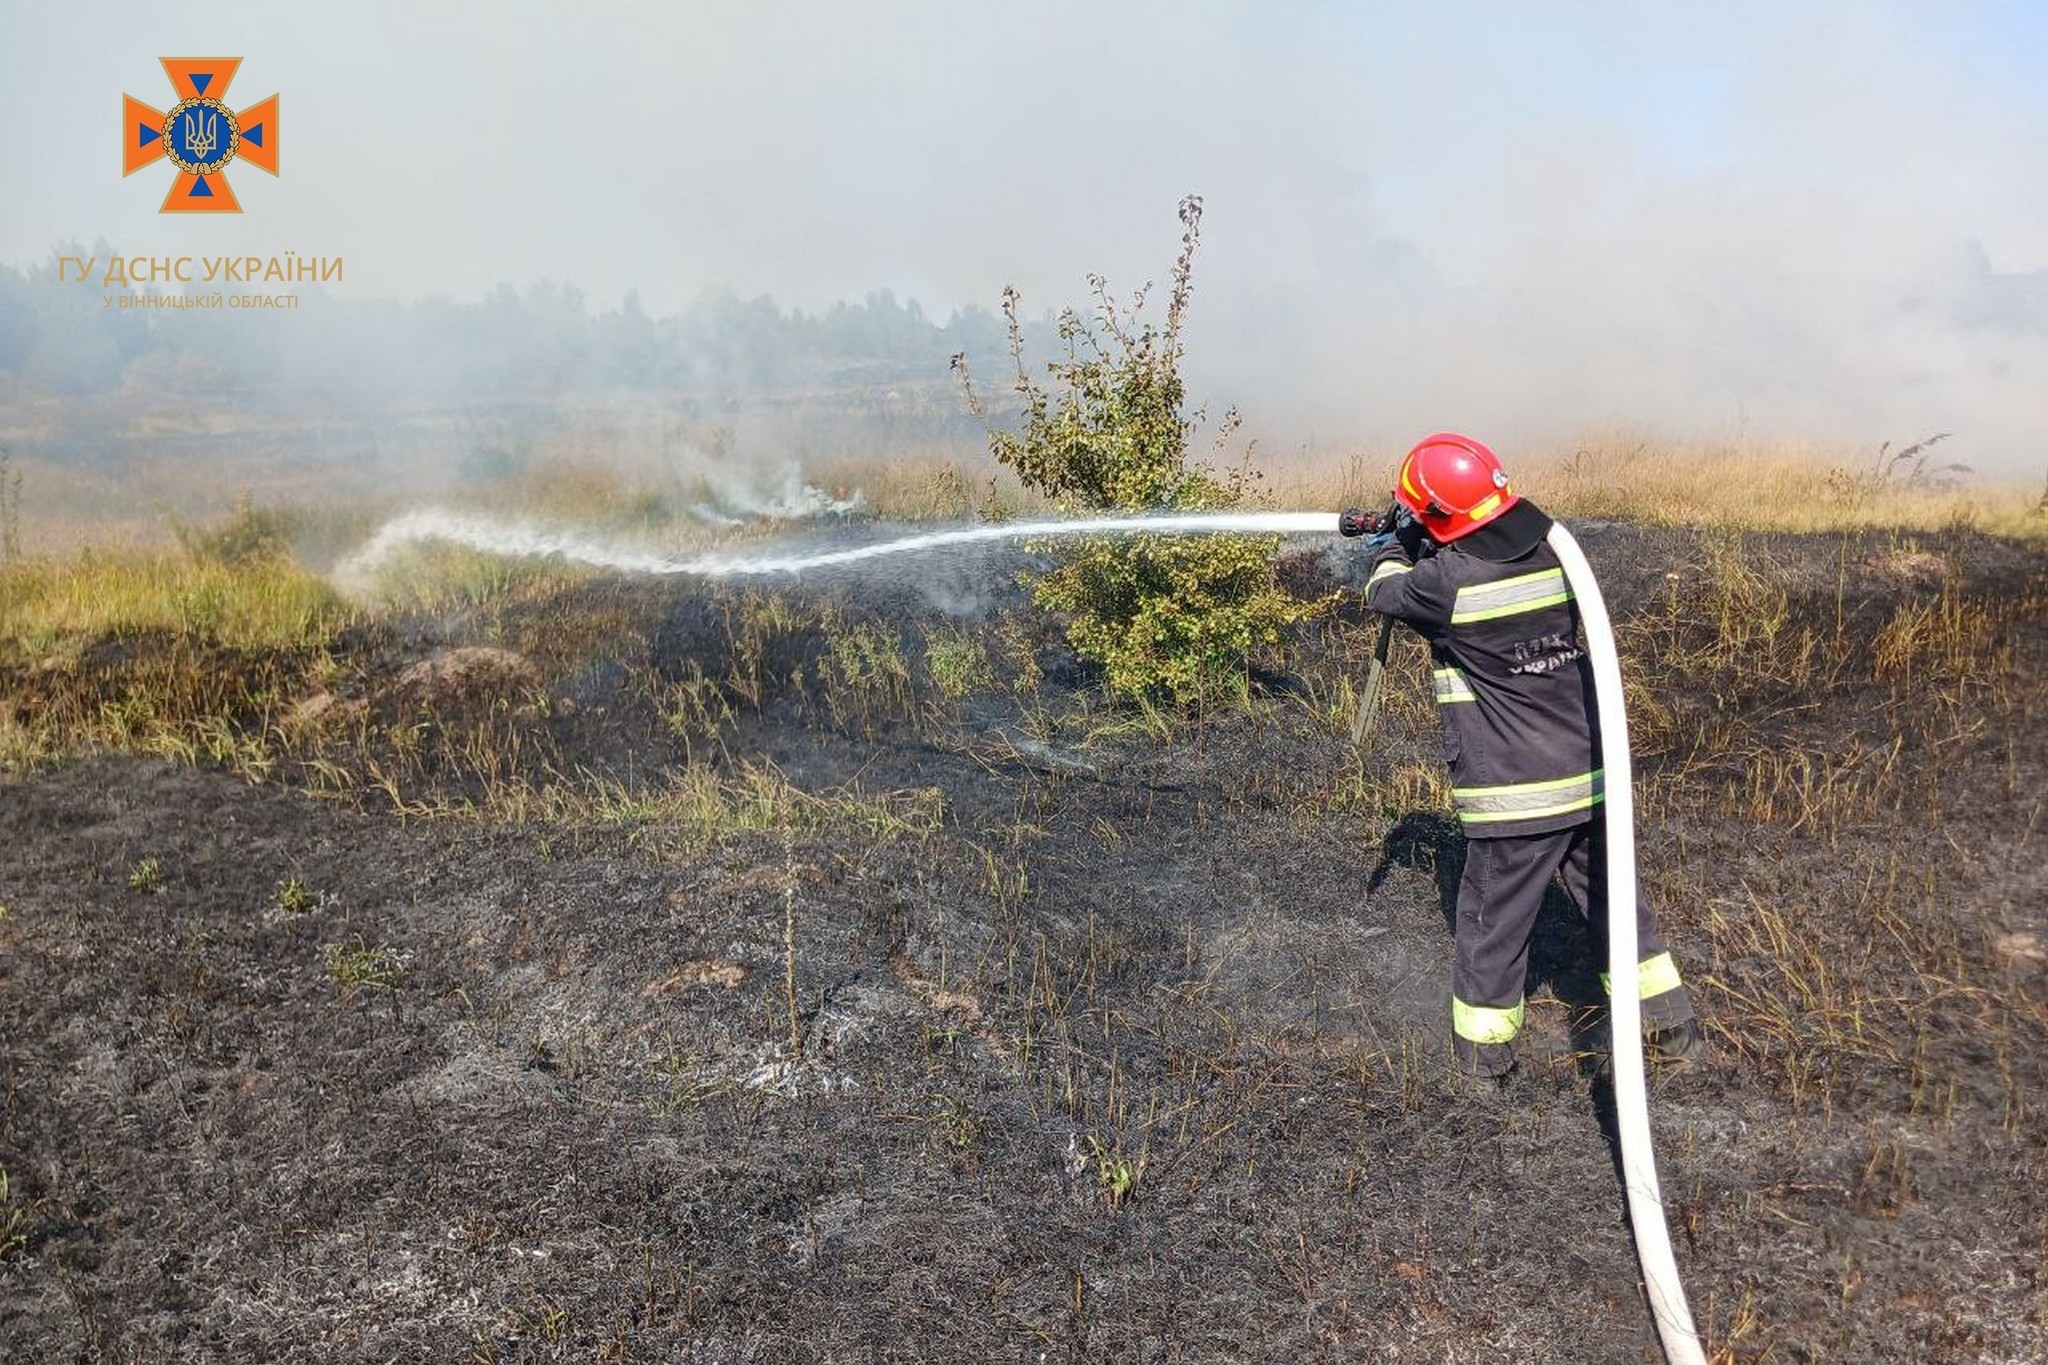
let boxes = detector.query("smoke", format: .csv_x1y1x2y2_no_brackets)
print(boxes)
686,465,865,528
3,0,2045,494
1174,5,2048,467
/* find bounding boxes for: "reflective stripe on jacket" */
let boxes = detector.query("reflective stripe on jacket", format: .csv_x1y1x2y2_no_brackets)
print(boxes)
1363,508,1603,839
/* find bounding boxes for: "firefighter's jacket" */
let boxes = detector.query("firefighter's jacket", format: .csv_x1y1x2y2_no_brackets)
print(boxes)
1363,500,1603,839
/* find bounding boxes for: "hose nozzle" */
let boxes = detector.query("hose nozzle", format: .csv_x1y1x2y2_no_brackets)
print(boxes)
1339,507,1389,538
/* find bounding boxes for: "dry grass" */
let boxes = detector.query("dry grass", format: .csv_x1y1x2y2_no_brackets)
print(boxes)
5,441,2035,798
0,548,351,662
1699,871,2037,1131
0,448,2035,850
1273,434,2047,539
0,530,965,870
458,762,946,851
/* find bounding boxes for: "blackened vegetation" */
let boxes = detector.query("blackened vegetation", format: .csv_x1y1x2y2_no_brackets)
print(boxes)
1,525,2044,1362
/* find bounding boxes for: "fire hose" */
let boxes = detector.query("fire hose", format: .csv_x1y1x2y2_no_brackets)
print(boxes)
1342,511,1705,1365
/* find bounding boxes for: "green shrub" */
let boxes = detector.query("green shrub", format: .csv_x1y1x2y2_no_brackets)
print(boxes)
173,495,299,566
923,628,995,704
956,196,1326,703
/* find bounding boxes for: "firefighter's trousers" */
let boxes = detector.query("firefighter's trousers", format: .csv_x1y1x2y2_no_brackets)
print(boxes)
1451,820,1697,1076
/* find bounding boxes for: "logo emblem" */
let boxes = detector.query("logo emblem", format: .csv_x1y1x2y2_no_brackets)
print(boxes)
123,59,278,213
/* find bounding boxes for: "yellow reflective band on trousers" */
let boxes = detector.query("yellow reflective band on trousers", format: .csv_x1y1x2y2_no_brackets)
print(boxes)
1450,567,1571,623
1367,560,1412,590
1453,995,1526,1044
1453,769,1604,824
1600,952,1684,1000
1433,667,1476,704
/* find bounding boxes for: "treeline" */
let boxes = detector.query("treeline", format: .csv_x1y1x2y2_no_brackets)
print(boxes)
0,251,1056,407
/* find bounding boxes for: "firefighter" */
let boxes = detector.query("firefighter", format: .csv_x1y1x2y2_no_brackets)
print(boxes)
1351,433,1702,1081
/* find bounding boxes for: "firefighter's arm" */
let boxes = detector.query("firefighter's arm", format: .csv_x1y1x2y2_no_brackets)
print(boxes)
1362,544,1455,627
1340,503,1455,625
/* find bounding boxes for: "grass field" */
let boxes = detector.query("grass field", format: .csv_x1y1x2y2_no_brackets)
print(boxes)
1,440,2044,1361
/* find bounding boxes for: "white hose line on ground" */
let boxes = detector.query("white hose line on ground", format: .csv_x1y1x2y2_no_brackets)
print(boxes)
1547,521,1706,1365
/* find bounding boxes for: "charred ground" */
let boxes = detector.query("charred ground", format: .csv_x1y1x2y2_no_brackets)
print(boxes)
1,521,2044,1362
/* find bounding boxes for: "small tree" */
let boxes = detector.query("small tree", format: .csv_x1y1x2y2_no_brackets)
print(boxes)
955,196,1327,704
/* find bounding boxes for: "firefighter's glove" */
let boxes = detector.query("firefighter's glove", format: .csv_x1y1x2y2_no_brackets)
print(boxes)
1392,505,1430,560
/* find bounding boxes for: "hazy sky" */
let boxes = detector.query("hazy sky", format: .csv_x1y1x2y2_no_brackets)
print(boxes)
5,1,2046,466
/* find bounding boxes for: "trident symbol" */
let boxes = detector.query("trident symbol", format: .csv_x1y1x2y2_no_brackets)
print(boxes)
183,108,217,162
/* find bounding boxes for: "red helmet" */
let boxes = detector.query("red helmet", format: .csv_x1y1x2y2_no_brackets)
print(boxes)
1394,432,1519,543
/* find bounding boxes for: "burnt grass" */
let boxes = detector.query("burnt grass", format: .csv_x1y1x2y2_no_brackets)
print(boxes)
2,522,2045,1362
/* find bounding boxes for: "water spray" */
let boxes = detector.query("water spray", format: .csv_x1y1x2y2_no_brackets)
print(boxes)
336,503,1701,1359
334,507,1339,588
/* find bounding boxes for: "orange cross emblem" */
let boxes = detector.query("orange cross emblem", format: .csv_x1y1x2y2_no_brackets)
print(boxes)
123,58,279,213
